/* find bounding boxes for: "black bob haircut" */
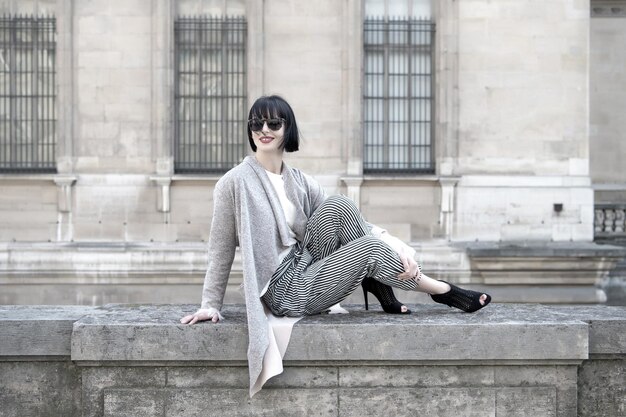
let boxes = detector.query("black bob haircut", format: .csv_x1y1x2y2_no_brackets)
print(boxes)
247,95,300,153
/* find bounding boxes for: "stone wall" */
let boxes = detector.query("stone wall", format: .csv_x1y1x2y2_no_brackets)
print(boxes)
452,0,593,242
0,0,609,247
1,304,625,416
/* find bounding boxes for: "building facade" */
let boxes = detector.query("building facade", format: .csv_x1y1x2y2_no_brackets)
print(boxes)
0,0,624,305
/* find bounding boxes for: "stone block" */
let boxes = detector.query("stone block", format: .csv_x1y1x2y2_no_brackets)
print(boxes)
82,367,167,417
77,0,151,17
338,387,494,417
77,33,112,51
264,366,338,389
0,282,201,306
496,387,557,417
69,304,588,363
578,359,626,417
164,366,250,389
72,222,126,241
107,68,152,87
104,102,150,123
547,305,626,355
104,389,164,417
0,362,81,417
80,122,121,141
78,51,123,69
339,365,494,387
76,13,114,37
78,101,106,121
103,388,338,417
552,223,573,241
467,242,625,285
495,365,578,417
288,304,588,362
120,48,152,70
0,306,96,356
0,209,57,224
123,223,174,242
71,305,250,361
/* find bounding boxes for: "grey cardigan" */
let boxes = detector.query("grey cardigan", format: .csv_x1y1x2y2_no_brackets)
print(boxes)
201,155,326,396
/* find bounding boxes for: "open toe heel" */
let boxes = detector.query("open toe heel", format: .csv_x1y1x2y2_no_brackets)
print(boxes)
430,280,491,313
362,277,411,315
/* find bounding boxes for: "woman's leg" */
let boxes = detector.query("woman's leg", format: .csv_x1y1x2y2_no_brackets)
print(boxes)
302,195,372,261
293,195,412,314
302,235,416,315
272,195,489,315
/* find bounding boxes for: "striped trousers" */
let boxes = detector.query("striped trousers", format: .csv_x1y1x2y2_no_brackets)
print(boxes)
262,195,420,317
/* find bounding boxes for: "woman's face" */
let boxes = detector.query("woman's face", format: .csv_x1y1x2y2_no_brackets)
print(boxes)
250,117,285,154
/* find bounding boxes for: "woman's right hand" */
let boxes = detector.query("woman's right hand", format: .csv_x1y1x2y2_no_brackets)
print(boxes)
180,308,223,325
396,246,421,281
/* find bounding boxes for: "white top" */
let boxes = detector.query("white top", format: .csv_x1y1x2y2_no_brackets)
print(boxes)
265,170,298,246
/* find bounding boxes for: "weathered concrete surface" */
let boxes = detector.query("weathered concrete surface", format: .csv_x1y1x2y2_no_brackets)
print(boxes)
578,359,626,417
0,306,95,417
547,305,626,355
71,303,589,362
0,361,82,417
0,305,97,356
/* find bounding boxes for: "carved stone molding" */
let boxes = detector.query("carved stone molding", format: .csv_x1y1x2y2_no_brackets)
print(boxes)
53,175,77,213
149,176,172,213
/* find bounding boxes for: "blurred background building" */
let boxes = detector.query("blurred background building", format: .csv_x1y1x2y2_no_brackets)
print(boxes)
0,0,624,306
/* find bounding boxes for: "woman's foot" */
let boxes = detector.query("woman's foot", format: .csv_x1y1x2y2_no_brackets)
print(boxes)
362,277,411,314
430,280,491,313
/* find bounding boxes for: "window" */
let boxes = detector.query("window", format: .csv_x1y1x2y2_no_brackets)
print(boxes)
174,16,247,173
0,15,57,173
363,0,434,174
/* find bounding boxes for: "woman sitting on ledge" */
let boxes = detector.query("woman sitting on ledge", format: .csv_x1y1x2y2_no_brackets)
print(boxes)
181,95,491,396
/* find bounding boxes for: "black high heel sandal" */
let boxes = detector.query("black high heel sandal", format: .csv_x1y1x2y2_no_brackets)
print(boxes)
430,280,491,313
361,277,411,315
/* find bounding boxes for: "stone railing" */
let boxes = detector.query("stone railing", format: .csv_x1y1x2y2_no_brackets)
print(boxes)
1,303,625,417
595,204,626,239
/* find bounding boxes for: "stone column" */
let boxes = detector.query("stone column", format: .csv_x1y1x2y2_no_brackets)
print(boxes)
153,0,174,176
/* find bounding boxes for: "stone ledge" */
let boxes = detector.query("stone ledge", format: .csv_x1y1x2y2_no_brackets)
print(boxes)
0,305,98,356
70,304,590,363
2,304,625,361
465,241,626,258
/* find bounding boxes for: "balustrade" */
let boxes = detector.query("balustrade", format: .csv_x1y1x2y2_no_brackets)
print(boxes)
595,204,626,238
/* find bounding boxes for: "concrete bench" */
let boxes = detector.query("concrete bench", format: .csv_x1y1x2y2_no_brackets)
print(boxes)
1,303,625,417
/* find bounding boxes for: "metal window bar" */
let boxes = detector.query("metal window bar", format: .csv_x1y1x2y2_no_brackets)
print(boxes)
363,18,435,174
0,15,56,173
174,16,247,173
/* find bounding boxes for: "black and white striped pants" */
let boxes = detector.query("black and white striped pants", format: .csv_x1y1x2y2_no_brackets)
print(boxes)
262,195,420,317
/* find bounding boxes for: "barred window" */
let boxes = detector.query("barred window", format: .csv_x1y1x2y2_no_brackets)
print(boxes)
0,15,57,173
174,16,247,173
364,0,434,174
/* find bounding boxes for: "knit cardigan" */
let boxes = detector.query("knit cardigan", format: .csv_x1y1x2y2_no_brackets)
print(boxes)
200,155,326,396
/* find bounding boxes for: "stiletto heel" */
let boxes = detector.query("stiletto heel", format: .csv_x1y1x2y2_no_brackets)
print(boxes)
430,280,491,313
361,277,411,315
362,285,369,310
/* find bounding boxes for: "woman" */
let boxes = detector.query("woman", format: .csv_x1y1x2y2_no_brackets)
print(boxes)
181,95,491,396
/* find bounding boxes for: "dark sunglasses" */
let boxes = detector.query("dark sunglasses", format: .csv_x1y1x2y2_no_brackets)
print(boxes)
248,118,285,132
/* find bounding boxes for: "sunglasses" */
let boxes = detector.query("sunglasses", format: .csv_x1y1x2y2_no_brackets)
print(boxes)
248,118,285,132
